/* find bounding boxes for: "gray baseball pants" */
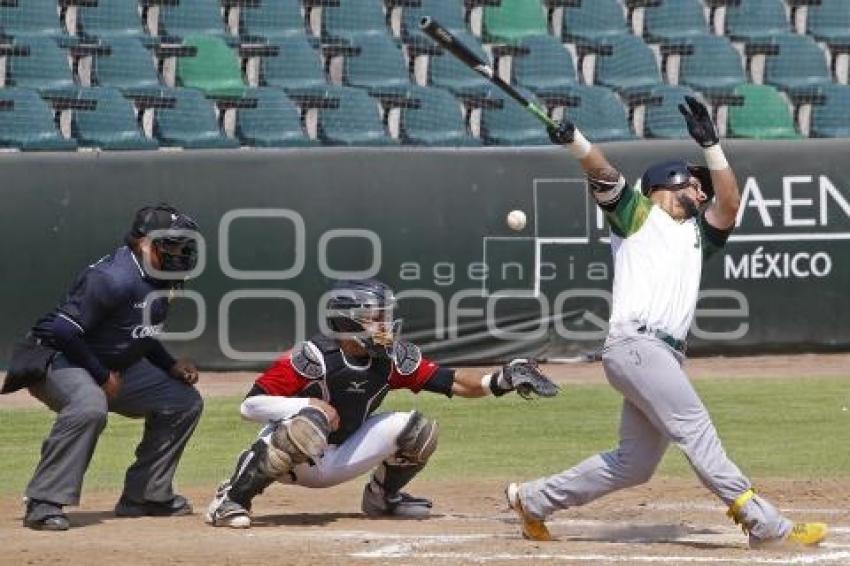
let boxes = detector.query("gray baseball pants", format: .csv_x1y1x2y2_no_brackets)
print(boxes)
25,354,203,506
520,335,791,541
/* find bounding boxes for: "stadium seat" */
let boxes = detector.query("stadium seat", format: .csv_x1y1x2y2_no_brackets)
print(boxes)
341,35,410,95
400,85,478,146
72,87,157,150
6,37,76,95
234,88,312,147
153,88,240,148
511,34,578,98
399,0,467,43
158,0,227,40
764,34,833,95
594,35,662,96
260,35,327,95
479,88,551,146
644,85,698,139
642,0,709,43
0,87,77,150
176,35,245,96
316,86,396,146
320,1,388,42
727,83,801,139
76,0,146,40
480,0,548,44
240,0,306,41
0,0,63,39
725,0,790,43
426,30,491,96
807,0,850,44
562,85,633,142
562,0,629,45
678,35,745,94
92,37,161,94
810,84,850,138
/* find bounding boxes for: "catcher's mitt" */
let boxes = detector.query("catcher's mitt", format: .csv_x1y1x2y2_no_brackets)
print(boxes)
502,359,559,399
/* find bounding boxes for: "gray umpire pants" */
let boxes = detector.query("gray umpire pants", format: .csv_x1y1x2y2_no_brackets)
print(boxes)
520,335,791,541
25,354,203,507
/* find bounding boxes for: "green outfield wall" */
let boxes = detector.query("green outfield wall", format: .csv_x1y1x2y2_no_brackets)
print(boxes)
1,140,848,368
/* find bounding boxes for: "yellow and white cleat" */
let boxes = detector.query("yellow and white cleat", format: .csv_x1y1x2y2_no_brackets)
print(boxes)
751,523,828,549
505,483,552,542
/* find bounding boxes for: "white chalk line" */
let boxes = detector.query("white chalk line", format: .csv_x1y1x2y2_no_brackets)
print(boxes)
646,502,850,516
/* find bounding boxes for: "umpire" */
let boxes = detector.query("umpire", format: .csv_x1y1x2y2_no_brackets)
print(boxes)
16,204,204,531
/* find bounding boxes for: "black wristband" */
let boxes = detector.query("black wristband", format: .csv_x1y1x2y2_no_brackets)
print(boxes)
488,372,512,397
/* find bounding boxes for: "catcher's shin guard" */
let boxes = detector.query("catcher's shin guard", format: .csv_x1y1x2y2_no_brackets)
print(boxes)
225,441,277,508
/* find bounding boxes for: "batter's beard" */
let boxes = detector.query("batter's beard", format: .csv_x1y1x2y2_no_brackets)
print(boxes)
676,192,700,219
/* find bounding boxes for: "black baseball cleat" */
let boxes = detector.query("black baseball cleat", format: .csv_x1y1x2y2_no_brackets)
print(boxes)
24,499,70,531
114,494,193,517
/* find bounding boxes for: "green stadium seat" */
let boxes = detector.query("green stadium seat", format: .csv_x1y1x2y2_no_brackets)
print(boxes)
764,34,832,95
240,0,305,41
72,87,157,150
0,87,77,150
644,85,699,139
481,0,548,44
727,84,801,139
400,85,478,146
427,30,491,96
159,0,227,40
679,35,745,94
176,35,245,96
76,0,146,40
594,35,662,96
0,0,63,39
260,36,327,95
562,85,634,142
808,0,850,44
400,0,467,43
153,88,240,148
6,37,76,95
317,86,395,146
512,34,577,98
811,84,850,138
479,87,551,146
725,0,790,43
321,1,388,42
235,88,312,147
92,37,161,94
343,35,410,95
563,0,629,45
642,0,709,43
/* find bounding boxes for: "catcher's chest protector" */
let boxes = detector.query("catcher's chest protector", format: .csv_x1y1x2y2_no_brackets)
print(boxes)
297,334,395,445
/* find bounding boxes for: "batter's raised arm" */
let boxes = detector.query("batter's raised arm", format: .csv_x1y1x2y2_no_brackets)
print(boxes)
678,96,741,229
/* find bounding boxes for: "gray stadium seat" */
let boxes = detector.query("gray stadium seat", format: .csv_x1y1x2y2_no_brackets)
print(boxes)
92,37,162,94
260,35,327,96
811,84,850,138
562,85,634,141
6,37,76,95
235,88,312,147
562,0,629,45
317,86,396,146
342,34,410,95
643,0,709,43
679,35,745,94
594,35,662,96
426,29,491,96
0,0,63,39
158,0,228,40
512,34,578,98
240,0,306,41
320,1,388,43
76,0,146,40
479,88,551,146
0,87,77,150
72,87,157,150
644,85,699,139
807,0,850,44
153,88,240,148
725,0,790,43
764,34,832,95
400,85,478,146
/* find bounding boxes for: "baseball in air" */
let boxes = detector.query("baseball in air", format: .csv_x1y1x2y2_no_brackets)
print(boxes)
506,209,527,231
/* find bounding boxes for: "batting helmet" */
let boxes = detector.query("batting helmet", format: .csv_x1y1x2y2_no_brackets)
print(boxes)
639,160,714,200
325,278,400,358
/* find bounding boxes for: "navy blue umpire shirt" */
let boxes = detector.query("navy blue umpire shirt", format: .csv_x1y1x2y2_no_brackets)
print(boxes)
32,246,176,385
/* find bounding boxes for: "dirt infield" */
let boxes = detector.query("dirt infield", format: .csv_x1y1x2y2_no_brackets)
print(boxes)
3,353,850,565
3,478,850,565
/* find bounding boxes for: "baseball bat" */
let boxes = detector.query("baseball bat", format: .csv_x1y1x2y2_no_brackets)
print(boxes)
419,16,558,130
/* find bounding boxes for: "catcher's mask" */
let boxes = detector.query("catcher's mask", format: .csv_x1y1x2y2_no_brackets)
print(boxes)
640,160,714,201
127,204,200,278
325,278,401,358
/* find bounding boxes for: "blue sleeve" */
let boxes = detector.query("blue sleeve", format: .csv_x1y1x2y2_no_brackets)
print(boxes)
51,315,110,385
57,269,126,332
145,339,176,373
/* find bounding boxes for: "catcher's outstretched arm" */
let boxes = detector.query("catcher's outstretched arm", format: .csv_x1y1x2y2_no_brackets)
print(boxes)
450,368,493,398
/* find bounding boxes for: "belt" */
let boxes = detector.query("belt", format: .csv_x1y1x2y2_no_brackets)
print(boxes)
636,325,687,353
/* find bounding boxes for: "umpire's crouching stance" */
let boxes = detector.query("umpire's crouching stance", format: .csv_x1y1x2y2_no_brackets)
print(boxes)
3,204,204,531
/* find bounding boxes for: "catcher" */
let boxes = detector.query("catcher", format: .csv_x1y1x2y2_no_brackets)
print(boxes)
206,278,557,528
